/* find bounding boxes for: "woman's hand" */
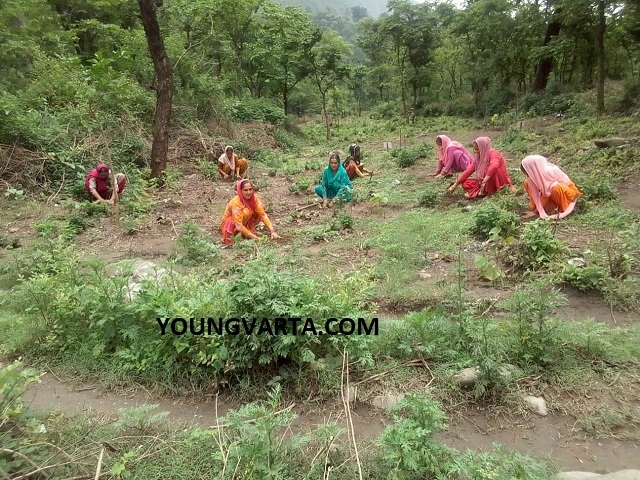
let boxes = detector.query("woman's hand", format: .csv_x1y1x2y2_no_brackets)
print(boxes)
271,231,281,239
434,173,443,178
522,211,537,219
322,198,328,208
447,184,457,194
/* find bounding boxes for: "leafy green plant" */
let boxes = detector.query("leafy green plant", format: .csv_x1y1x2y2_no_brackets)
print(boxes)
1,361,40,427
504,282,565,368
417,187,440,208
518,220,567,269
329,211,354,231
471,202,519,240
288,177,312,193
474,254,504,282
4,187,24,199
379,396,459,479
173,222,219,266
562,264,608,292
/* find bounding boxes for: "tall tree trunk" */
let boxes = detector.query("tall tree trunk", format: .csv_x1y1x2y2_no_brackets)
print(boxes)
596,0,606,117
321,92,330,140
138,0,172,181
532,5,563,92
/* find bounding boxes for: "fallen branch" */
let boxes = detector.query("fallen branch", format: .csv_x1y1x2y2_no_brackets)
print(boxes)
94,447,105,480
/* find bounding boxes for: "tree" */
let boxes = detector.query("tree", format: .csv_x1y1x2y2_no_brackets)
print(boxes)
258,3,321,114
137,0,172,181
532,1,563,92
596,0,606,116
309,31,351,139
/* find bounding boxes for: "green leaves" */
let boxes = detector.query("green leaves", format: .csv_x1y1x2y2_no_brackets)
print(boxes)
474,254,504,282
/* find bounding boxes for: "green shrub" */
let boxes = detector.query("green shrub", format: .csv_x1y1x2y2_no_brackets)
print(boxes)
562,264,608,292
288,178,312,193
518,220,567,269
173,222,219,266
470,203,519,240
574,175,617,203
230,97,286,124
417,187,440,208
391,143,431,168
1,361,41,426
329,211,354,231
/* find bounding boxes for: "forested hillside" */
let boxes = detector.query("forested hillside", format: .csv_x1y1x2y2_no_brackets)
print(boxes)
279,0,388,18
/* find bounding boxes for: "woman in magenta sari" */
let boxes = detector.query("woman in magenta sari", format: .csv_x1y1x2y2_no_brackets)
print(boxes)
433,134,474,178
448,137,516,198
84,164,126,203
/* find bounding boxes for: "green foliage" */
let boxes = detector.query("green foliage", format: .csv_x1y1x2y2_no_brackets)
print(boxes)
379,396,459,479
474,254,504,282
563,264,608,292
517,221,567,269
0,361,40,427
114,405,170,435
329,211,354,231
390,143,430,168
288,177,312,193
416,186,440,208
504,282,565,368
230,97,287,124
574,174,617,204
471,202,519,240
173,222,219,266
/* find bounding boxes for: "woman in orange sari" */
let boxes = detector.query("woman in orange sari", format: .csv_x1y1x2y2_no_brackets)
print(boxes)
220,179,281,244
218,146,249,180
521,155,582,220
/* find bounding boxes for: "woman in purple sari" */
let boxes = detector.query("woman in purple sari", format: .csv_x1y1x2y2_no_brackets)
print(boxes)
432,135,474,178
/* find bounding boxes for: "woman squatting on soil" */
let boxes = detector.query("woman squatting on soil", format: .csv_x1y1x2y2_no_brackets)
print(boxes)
220,179,281,245
84,163,126,204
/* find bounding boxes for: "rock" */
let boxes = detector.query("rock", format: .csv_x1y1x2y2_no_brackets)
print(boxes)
523,395,548,416
372,393,404,410
556,473,602,480
594,137,627,148
497,364,523,382
462,205,473,212
454,367,480,387
567,257,587,268
123,260,170,301
419,270,432,279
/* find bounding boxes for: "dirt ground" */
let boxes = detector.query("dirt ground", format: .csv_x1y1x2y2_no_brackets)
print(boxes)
26,375,640,472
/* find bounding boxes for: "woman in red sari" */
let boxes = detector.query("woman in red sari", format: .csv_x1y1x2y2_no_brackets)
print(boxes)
447,137,516,198
220,179,281,245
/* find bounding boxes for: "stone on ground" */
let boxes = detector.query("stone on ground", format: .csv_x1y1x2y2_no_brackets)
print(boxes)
372,393,405,410
523,395,548,416
453,366,480,387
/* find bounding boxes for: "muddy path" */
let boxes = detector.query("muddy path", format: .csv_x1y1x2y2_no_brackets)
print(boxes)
26,375,640,472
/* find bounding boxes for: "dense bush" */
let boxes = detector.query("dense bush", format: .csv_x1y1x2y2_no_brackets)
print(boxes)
230,97,287,124
391,142,431,168
470,202,519,239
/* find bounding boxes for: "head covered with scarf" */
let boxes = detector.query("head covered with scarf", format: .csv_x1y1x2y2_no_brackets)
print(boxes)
84,163,111,195
473,136,493,180
521,155,574,219
436,135,463,163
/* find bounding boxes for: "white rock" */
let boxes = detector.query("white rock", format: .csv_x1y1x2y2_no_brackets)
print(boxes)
454,367,480,387
372,393,404,410
567,258,587,268
523,395,548,416
122,260,170,301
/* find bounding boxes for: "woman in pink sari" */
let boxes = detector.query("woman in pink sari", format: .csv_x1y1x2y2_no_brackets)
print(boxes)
433,134,474,177
521,155,582,220
447,137,515,198
84,163,126,203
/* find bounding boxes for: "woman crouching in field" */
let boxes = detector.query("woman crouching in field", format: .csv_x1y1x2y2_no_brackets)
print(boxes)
447,136,516,198
521,155,582,220
343,143,372,179
218,145,249,180
315,153,352,208
84,163,126,203
433,134,473,178
220,179,280,245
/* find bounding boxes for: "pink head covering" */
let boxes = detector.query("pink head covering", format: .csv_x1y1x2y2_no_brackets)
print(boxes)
473,137,492,180
521,155,574,219
436,134,464,163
